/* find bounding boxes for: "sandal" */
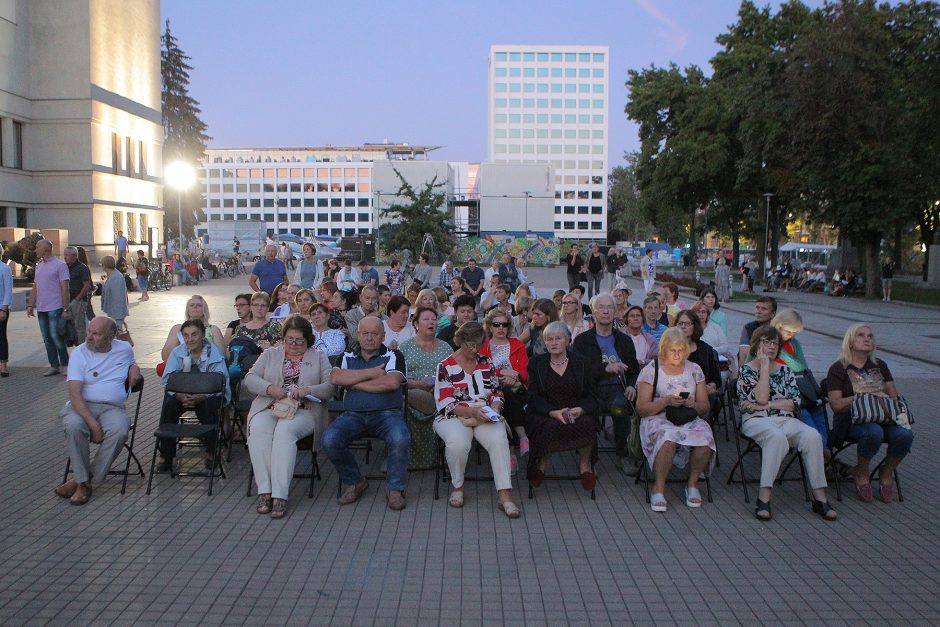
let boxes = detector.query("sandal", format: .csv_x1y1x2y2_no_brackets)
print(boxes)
497,500,522,519
854,481,874,503
812,499,838,521
270,498,287,519
684,486,703,508
650,492,667,513
448,489,465,508
256,493,272,514
879,482,896,504
755,499,772,521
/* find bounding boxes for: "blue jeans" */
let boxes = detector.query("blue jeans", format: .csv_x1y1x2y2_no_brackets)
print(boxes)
800,406,828,448
848,422,913,461
322,409,410,491
38,309,69,368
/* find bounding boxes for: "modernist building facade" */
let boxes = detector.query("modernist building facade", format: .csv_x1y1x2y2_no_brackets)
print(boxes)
0,0,163,257
487,44,610,241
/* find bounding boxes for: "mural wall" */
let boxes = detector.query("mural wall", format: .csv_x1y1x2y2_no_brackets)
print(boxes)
453,234,560,267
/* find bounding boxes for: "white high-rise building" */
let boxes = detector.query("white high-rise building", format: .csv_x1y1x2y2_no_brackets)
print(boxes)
487,45,609,241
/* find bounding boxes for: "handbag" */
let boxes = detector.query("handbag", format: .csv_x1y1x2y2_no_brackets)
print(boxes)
794,370,822,409
851,393,913,427
116,323,134,347
271,397,299,420
653,358,699,426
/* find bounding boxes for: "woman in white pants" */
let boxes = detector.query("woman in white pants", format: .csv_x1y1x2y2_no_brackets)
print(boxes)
246,315,333,519
736,324,836,522
433,322,521,518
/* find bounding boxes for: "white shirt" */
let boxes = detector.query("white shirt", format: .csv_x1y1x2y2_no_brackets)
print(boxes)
67,340,135,405
382,320,416,350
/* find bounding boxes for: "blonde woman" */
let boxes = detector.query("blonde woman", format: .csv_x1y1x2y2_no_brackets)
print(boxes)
161,295,226,361
559,291,591,342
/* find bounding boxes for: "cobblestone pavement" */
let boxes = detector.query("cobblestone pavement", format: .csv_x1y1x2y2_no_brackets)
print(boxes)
1,270,939,624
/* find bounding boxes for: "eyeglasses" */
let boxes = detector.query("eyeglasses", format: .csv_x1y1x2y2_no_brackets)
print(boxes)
234,303,250,308
284,337,306,345
562,300,577,305
676,321,693,327
491,321,510,328
760,338,779,346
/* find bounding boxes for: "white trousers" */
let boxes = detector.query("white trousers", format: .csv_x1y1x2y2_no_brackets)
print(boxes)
248,408,319,500
433,419,513,491
62,401,130,485
643,278,655,294
741,415,827,489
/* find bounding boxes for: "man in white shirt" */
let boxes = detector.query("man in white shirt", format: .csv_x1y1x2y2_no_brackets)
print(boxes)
54,316,140,505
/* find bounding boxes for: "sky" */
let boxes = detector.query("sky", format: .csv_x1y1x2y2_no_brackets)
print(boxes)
160,0,824,167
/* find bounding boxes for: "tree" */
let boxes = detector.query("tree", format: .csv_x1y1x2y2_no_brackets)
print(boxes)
608,152,656,242
379,168,453,259
161,19,210,245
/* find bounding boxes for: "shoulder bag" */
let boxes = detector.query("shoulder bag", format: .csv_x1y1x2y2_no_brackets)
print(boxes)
851,393,913,428
653,358,698,426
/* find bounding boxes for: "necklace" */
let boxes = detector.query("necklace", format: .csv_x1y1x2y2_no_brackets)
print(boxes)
550,357,568,366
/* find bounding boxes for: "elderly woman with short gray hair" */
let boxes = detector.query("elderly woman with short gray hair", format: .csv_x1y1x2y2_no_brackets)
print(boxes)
434,321,520,518
99,256,128,332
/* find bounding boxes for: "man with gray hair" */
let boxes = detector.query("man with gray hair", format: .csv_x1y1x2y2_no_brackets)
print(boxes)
55,316,140,505
249,244,287,296
26,239,71,375
63,246,92,345
572,292,640,470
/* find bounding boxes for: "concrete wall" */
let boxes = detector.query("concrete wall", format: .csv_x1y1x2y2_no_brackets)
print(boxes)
372,161,451,227
477,163,554,234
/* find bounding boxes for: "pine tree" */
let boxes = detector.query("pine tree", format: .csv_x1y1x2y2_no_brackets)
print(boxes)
379,168,454,259
161,19,210,246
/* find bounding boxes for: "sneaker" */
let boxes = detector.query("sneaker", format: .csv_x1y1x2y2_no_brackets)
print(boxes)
337,478,368,505
386,490,406,511
43,367,60,376
518,437,530,457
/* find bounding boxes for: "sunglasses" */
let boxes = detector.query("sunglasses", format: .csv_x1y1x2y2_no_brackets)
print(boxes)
490,321,510,328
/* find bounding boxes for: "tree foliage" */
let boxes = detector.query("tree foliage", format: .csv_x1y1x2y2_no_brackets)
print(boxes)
379,168,453,258
607,152,656,242
623,0,940,296
161,19,210,245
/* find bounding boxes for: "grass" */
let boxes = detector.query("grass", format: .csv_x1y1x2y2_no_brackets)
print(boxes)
891,282,940,306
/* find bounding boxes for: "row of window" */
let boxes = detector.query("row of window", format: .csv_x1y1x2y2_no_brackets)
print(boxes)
494,158,607,171
494,113,604,125
556,221,604,231
205,166,372,179
494,83,605,94
493,98,605,110
494,144,605,155
555,206,604,214
495,67,604,78
557,189,604,199
0,119,24,169
110,132,149,179
206,182,371,194
493,51,605,63
208,197,371,209
0,206,29,228
207,212,371,224
495,128,604,140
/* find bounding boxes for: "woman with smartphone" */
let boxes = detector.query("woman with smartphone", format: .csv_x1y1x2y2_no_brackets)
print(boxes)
525,321,599,494
636,328,716,513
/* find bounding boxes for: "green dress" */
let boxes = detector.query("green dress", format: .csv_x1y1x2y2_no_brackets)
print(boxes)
400,337,453,469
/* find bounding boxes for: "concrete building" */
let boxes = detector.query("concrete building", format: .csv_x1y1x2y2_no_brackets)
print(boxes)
487,45,610,241
0,0,164,257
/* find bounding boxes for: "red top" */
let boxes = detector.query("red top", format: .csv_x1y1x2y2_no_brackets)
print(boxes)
480,338,529,386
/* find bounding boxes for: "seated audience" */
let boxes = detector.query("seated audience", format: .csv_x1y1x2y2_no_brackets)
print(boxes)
480,307,529,472
246,315,333,519
560,291,591,341
641,295,669,343
438,294,476,349
382,295,416,350
699,288,727,335
624,305,658,366
233,291,283,349
771,309,826,446
520,298,558,357
55,316,139,505
161,295,226,362
673,310,721,398
434,322,520,518
825,323,913,504
635,328,716,513
309,303,346,357
223,293,253,347
738,325,835,521
346,285,384,343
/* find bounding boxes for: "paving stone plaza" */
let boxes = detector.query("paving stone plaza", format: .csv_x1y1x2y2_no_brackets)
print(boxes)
1,268,938,625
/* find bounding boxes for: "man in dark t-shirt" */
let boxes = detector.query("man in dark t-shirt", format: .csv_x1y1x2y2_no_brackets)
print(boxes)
737,296,777,367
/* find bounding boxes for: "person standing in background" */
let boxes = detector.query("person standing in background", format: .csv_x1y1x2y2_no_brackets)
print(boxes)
641,248,656,294
881,257,895,302
113,230,128,262
565,244,584,291
27,239,71,376
64,246,92,344
0,243,12,377
585,244,606,299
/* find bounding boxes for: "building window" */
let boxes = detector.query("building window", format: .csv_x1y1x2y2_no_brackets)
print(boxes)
236,199,247,208
250,199,261,208
290,198,301,207
277,183,288,192
357,198,370,207
330,198,341,207
358,213,370,222
223,199,234,208
317,213,328,221
563,221,574,229
578,221,588,230
304,213,315,221
111,133,121,172
291,213,302,222
209,199,220,208
277,198,288,207
591,222,602,230
290,184,301,193
591,206,603,214
331,213,342,221
317,198,328,207
304,198,315,207
554,221,561,229
578,206,588,214
264,198,274,207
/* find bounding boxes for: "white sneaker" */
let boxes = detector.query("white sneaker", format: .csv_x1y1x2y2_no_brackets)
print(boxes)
43,367,60,376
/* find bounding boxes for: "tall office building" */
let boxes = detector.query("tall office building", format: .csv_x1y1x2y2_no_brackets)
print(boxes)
488,45,609,241
0,0,163,257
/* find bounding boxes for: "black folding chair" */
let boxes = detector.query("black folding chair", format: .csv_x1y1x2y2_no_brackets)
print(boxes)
62,377,145,494
226,378,250,462
146,371,227,496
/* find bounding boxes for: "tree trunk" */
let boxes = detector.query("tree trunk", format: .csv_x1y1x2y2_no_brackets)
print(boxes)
731,225,740,269
860,234,881,299
917,217,933,282
893,223,903,273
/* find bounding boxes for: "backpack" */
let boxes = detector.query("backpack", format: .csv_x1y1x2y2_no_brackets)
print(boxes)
228,336,263,379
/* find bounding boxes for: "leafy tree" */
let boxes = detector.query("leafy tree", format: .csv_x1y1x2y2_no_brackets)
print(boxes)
161,19,210,245
608,152,656,242
379,168,453,259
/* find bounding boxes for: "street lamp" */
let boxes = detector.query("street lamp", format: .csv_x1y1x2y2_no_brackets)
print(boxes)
523,191,531,236
762,192,774,281
165,160,196,255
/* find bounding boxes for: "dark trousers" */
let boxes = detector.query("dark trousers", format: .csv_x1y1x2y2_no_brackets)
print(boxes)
0,312,7,361
598,383,631,457
158,394,222,459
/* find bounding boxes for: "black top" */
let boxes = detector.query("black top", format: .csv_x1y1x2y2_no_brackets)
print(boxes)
688,340,722,390
571,327,640,388
527,351,598,416
587,253,603,274
566,253,583,274
66,261,91,301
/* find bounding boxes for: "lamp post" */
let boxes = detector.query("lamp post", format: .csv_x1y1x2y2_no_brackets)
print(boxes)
273,196,280,239
762,192,774,282
523,191,531,236
165,161,196,255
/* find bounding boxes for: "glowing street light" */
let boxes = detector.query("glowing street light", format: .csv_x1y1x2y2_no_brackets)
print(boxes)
165,160,197,255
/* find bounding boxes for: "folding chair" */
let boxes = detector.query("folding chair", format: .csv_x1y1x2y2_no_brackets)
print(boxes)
726,403,811,504
226,378,250,462
146,371,227,496
62,376,145,494
246,433,321,499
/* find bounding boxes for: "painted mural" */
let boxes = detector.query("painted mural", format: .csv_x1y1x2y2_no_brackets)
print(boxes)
453,235,560,267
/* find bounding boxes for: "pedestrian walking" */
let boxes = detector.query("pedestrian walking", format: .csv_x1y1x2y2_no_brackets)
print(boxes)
0,243,11,377
27,239,71,376
606,246,621,290
113,230,128,262
133,250,150,301
715,256,731,302
641,248,656,294
565,244,584,291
